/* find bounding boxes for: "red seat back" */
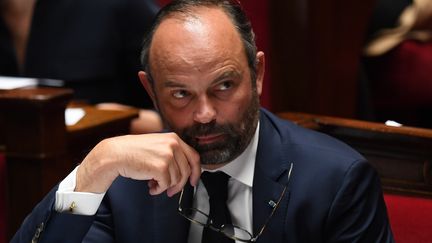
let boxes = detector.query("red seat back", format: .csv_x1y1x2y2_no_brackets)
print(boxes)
0,153,6,243
384,193,432,242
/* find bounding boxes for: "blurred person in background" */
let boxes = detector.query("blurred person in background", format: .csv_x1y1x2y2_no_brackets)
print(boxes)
0,0,163,133
361,0,432,128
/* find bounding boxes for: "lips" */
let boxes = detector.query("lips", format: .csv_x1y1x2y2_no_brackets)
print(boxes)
195,133,224,145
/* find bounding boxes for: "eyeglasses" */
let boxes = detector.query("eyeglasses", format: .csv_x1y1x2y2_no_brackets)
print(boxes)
178,163,293,242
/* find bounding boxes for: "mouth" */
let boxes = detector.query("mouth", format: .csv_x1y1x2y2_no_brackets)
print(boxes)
195,133,224,145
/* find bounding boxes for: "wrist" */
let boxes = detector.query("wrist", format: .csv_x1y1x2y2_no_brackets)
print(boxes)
75,138,119,193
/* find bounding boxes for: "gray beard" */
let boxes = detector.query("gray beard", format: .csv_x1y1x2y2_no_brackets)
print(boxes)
158,92,260,165
178,93,260,165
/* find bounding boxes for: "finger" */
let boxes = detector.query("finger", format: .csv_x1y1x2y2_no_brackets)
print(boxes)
149,161,173,195
148,179,157,189
148,179,160,195
166,186,180,197
149,179,168,195
166,150,191,197
167,155,182,187
177,138,201,186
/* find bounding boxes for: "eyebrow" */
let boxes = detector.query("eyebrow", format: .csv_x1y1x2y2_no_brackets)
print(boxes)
163,81,186,88
162,70,242,88
212,70,241,84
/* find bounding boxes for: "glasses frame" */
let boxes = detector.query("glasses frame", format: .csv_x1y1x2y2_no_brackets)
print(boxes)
178,163,293,242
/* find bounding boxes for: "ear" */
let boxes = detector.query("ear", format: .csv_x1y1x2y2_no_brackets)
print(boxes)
138,71,158,109
255,51,265,97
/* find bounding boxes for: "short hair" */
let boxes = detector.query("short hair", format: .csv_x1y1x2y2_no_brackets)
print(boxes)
140,0,257,84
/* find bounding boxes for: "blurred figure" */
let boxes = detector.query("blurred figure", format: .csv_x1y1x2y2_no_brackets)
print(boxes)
0,0,163,133
361,0,432,128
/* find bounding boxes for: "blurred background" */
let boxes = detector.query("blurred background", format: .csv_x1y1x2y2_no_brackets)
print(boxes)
2,0,432,241
160,0,432,129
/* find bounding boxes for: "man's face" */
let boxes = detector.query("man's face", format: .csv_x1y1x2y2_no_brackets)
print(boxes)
140,7,264,167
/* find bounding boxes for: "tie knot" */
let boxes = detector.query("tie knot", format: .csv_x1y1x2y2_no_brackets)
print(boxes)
201,171,230,201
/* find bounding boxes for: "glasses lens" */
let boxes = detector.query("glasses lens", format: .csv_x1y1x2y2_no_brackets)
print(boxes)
221,225,252,241
180,208,209,226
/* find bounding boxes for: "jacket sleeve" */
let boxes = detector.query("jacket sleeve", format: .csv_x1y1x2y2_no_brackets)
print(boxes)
324,160,395,243
10,186,114,243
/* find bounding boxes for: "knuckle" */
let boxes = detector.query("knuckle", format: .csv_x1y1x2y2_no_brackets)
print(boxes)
193,154,200,163
190,154,200,166
155,160,170,172
167,138,180,150
159,149,174,161
169,132,180,139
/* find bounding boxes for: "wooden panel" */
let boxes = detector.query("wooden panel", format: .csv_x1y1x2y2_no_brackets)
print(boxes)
0,87,73,239
0,87,138,240
67,104,139,165
278,112,432,198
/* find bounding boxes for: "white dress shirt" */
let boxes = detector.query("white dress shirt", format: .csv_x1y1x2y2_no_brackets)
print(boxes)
55,123,260,243
55,167,105,215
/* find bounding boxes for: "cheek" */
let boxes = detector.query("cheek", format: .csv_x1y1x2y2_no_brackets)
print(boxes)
218,86,253,123
154,90,192,128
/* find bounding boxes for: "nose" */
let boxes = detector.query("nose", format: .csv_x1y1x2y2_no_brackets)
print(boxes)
193,96,216,124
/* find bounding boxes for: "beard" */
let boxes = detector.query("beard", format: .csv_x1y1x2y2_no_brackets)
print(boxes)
182,94,259,165
159,90,260,165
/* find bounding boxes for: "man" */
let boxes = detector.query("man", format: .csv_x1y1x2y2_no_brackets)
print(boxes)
12,0,394,242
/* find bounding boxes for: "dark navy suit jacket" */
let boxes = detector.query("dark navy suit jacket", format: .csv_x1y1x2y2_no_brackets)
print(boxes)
12,109,394,242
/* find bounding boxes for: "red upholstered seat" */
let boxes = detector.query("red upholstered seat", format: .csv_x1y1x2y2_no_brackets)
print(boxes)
373,40,432,108
0,153,6,243
384,193,432,242
365,40,432,128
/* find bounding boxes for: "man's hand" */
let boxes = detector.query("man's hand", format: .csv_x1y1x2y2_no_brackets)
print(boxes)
75,133,201,197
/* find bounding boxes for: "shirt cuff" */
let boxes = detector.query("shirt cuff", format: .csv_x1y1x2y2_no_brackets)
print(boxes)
55,166,106,215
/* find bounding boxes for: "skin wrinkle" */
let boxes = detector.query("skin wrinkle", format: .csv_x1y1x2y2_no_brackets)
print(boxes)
149,8,244,82
163,70,241,90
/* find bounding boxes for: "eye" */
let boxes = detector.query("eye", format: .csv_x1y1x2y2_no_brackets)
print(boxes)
172,90,190,99
216,81,233,91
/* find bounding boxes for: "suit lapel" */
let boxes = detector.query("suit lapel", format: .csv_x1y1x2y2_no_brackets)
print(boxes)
252,110,294,243
153,184,194,243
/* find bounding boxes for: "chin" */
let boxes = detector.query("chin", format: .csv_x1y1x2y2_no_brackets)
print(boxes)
199,148,241,165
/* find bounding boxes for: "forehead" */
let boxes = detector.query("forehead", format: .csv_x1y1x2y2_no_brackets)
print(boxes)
148,6,246,78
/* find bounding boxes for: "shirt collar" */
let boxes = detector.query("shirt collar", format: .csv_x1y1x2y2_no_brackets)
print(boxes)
203,122,260,187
